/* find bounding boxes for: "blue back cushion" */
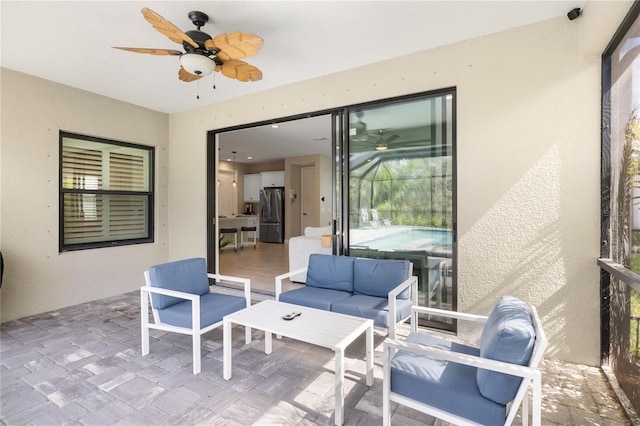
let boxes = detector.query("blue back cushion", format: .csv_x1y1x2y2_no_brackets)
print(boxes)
306,254,355,292
148,258,210,309
353,258,411,299
477,296,536,405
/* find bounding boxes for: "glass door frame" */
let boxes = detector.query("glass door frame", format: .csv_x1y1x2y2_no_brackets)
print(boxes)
206,110,338,274
206,89,457,331
338,89,457,330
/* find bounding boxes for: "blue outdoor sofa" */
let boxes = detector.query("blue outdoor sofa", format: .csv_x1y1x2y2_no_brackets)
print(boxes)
275,254,418,339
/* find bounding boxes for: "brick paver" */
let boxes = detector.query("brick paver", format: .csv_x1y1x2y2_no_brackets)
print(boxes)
0,290,631,425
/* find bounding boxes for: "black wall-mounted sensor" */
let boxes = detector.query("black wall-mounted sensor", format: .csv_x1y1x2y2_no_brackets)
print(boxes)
567,8,582,21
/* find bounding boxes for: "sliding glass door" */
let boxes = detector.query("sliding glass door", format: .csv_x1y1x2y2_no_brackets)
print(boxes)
345,90,456,329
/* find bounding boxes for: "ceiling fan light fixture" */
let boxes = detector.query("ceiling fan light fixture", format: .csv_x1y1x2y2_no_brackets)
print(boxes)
375,143,388,151
180,53,215,76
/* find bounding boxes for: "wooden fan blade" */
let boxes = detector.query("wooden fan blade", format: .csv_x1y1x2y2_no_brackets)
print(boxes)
386,134,400,143
179,67,204,82
113,47,182,56
207,32,263,60
141,8,198,49
215,60,262,82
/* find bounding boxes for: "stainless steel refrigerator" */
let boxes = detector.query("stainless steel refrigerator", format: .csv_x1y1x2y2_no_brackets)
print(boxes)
260,187,285,243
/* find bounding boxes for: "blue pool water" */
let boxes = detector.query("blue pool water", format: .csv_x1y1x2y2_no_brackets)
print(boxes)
356,227,452,251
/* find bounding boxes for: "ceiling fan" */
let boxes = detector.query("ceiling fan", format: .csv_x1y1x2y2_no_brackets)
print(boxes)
354,129,399,151
114,8,263,84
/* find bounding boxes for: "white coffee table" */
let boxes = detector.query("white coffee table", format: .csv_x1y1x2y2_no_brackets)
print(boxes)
223,300,374,425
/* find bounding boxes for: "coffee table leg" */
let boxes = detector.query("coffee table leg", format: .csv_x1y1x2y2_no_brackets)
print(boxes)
223,319,232,380
334,348,345,425
366,325,373,386
265,331,273,354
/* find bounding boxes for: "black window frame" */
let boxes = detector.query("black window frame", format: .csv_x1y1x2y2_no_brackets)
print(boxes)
59,131,155,252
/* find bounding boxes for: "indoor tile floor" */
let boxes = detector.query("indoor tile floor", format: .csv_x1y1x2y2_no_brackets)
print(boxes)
219,241,299,294
0,287,632,426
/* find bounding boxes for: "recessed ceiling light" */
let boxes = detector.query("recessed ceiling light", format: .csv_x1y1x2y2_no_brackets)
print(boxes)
271,124,279,128
247,156,253,160
226,158,232,161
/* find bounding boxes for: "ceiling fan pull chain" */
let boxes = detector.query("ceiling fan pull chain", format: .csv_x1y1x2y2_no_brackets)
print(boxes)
213,72,216,90
197,79,200,100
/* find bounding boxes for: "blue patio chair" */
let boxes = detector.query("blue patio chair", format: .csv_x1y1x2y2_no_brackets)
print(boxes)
141,257,251,374
383,296,548,425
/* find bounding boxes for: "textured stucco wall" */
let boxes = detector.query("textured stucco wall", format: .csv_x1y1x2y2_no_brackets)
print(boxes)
169,17,602,364
0,69,170,322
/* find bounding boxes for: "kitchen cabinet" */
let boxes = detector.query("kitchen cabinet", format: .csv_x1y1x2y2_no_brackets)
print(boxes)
243,174,261,202
261,171,284,188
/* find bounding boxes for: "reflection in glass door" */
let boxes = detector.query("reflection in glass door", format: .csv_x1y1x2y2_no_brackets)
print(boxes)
346,91,456,329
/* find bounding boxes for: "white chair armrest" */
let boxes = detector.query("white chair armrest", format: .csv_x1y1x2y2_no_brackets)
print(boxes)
387,275,418,339
410,306,487,332
140,285,199,301
208,273,251,307
275,267,307,300
140,285,202,333
383,338,539,380
208,273,249,285
388,275,417,300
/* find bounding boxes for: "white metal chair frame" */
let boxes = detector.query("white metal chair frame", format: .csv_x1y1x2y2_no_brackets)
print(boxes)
383,304,548,426
141,272,252,374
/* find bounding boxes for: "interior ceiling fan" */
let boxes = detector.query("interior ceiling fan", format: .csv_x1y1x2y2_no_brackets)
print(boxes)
114,8,263,83
354,129,399,151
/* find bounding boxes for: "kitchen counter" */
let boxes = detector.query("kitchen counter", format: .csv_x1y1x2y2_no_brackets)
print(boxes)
218,216,259,225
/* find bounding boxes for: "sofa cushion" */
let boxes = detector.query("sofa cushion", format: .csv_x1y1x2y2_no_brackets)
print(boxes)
148,258,210,309
391,332,507,426
279,287,352,310
477,296,535,405
331,295,413,328
306,254,355,292
353,258,411,299
157,293,246,329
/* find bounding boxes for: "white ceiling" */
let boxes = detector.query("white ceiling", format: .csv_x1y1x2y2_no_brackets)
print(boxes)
1,0,583,163
218,114,334,164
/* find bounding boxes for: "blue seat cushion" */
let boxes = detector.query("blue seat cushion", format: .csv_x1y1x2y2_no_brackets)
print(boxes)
478,296,535,405
148,258,210,309
306,254,355,292
157,293,247,329
331,294,412,328
390,332,507,426
353,258,411,299
279,287,352,310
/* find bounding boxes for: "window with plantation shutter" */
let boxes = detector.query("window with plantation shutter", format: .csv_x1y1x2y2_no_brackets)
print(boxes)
60,132,154,251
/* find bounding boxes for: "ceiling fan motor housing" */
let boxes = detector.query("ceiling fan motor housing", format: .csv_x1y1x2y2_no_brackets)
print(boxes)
188,11,209,29
184,30,219,55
